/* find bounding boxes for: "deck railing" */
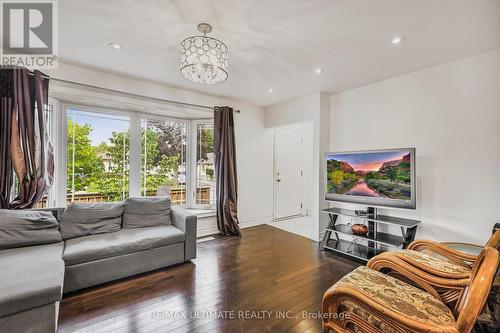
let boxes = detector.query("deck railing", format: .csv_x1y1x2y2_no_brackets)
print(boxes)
35,186,212,208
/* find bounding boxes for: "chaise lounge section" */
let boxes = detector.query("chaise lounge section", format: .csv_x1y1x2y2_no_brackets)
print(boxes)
0,211,65,333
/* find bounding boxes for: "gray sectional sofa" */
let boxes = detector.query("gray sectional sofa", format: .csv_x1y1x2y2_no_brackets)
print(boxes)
0,197,197,333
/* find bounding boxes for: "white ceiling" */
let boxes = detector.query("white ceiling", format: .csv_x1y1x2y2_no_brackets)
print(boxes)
59,0,500,107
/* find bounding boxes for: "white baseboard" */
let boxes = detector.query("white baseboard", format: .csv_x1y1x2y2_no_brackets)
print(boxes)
197,215,273,237
241,215,273,229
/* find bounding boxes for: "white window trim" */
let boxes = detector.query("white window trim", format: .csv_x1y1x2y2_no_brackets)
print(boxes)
128,113,142,197
52,100,68,207
191,119,216,210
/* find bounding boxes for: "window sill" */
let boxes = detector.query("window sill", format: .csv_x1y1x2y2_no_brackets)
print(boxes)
36,205,216,218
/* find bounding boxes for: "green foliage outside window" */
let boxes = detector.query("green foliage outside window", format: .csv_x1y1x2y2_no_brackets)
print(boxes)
67,119,188,201
67,116,216,204
67,120,104,192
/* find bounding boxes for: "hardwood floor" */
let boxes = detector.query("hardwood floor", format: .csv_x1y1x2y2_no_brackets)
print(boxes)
58,225,359,333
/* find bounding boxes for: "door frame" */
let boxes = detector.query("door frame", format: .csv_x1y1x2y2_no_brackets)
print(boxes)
273,127,304,221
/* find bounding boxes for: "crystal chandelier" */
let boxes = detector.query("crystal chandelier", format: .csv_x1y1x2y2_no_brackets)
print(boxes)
180,23,228,84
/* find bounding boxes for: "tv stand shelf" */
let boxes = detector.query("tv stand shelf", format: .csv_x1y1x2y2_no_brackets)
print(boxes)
328,224,404,247
324,239,384,262
321,207,421,262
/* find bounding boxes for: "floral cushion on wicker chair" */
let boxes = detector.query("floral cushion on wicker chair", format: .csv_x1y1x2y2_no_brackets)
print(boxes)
395,250,472,275
332,266,456,332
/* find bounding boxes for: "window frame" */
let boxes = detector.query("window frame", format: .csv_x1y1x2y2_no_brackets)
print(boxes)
50,102,210,209
191,119,216,210
65,105,132,203
43,98,58,207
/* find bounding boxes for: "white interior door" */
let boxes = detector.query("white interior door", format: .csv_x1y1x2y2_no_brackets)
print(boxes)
274,128,303,220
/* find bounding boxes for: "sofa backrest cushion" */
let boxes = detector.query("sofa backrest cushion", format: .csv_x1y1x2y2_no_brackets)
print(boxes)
0,210,62,250
60,203,124,240
123,197,171,229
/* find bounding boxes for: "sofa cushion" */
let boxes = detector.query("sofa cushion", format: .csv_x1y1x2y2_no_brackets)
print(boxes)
0,210,62,250
123,197,171,229
63,225,185,266
0,242,65,317
60,202,124,240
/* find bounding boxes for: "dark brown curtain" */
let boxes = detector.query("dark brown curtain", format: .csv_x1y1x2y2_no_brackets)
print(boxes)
214,106,241,236
0,68,54,209
0,70,14,208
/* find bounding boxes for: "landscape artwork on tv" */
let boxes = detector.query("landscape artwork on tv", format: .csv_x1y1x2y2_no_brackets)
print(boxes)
326,150,412,201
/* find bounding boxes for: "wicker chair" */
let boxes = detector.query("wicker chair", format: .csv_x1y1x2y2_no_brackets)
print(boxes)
322,247,499,333
366,229,500,307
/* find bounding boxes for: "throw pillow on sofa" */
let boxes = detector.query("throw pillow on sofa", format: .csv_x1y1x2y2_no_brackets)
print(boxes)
0,210,62,250
60,202,124,240
123,197,171,228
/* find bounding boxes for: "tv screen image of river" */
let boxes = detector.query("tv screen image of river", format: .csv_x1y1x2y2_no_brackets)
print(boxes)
326,150,412,200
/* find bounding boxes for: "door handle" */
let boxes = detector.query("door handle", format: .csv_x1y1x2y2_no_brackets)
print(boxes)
276,178,282,183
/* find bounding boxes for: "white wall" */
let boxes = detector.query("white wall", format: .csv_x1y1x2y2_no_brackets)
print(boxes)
330,50,500,245
265,95,317,217
265,92,331,240
47,62,274,232
234,103,274,227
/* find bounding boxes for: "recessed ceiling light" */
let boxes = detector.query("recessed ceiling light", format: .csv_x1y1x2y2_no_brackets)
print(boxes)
314,68,324,75
314,67,325,75
391,36,406,45
108,42,121,50
268,88,274,94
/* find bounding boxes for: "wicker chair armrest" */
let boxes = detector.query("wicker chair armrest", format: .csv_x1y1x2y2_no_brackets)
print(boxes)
368,253,470,305
408,240,477,267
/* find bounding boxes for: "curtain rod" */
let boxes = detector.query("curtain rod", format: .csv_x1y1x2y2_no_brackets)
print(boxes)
26,72,240,113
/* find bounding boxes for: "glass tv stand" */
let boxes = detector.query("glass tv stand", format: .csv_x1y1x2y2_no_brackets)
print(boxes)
321,207,421,262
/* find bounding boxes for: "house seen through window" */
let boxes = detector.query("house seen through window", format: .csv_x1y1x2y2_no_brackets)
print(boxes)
67,109,130,204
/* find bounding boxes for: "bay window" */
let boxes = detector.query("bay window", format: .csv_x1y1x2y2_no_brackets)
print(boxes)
40,103,215,211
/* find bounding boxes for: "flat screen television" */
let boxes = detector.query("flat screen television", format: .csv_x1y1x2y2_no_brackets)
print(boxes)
325,148,416,209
